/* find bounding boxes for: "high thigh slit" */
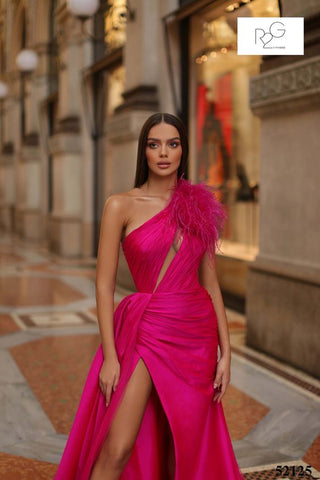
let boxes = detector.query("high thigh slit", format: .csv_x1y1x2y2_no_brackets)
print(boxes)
106,351,177,480
55,178,244,480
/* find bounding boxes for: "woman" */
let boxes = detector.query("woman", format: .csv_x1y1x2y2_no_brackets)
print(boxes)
55,113,244,480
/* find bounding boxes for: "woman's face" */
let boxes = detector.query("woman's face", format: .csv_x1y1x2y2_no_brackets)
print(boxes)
145,122,182,178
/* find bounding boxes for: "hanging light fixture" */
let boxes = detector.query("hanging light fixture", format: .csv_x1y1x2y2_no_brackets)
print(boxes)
67,0,100,21
68,0,135,22
16,49,39,73
0,81,8,99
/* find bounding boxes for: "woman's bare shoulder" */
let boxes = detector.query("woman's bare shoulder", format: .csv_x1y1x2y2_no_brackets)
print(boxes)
106,188,143,205
103,188,144,217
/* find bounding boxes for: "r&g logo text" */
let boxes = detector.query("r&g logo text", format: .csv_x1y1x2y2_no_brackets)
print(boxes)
255,21,286,49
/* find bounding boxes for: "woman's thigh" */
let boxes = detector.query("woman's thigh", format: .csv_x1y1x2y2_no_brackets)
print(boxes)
98,357,153,459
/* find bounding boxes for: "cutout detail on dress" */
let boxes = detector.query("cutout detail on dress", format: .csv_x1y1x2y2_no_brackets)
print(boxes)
152,228,184,294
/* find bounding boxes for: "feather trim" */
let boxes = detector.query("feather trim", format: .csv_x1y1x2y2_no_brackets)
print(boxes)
168,178,227,262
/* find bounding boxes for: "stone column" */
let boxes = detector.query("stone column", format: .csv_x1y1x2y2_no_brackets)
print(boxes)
246,2,320,377
0,141,15,231
48,5,94,257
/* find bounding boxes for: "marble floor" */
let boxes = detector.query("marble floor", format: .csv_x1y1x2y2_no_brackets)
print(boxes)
1,232,320,479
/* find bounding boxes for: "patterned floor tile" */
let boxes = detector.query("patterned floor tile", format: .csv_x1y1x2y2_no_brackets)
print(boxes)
0,452,58,479
303,434,320,472
10,335,101,434
24,263,57,271
0,314,20,335
17,311,96,328
0,276,86,306
223,385,270,440
232,346,320,398
0,252,25,264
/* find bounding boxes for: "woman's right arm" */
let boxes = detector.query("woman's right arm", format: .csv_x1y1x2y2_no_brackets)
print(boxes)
95,195,127,406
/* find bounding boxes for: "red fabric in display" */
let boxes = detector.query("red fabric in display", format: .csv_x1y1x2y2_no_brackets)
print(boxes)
55,179,244,480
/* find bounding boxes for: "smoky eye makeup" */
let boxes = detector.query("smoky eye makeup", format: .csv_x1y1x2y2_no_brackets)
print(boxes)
147,137,181,148
147,142,158,148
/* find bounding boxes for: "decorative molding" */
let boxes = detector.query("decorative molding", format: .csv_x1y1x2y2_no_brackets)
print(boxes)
48,131,82,155
23,132,39,146
106,110,158,143
0,154,15,166
2,142,14,154
21,144,41,162
54,116,80,134
250,55,320,117
250,253,320,287
115,85,159,114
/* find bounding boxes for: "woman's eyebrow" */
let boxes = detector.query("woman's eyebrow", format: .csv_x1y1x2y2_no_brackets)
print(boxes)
147,137,181,141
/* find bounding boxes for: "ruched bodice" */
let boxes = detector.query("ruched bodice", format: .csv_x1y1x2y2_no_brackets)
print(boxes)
122,206,205,294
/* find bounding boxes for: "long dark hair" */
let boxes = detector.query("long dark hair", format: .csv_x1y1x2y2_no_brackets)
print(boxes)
134,113,188,188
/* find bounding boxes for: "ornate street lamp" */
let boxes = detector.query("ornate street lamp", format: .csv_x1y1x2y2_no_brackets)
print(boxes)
15,49,39,139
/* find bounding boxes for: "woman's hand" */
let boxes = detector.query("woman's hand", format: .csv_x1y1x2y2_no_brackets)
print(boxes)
99,357,120,406
213,355,230,403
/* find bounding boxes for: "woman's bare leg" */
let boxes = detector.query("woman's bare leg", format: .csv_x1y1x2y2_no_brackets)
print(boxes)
90,357,153,480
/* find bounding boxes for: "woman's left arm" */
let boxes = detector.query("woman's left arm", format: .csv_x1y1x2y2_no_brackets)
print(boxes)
198,251,231,403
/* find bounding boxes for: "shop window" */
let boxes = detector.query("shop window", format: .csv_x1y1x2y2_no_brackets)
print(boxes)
190,0,280,253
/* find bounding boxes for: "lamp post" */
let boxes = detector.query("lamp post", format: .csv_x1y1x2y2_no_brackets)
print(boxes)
0,81,8,147
15,49,39,141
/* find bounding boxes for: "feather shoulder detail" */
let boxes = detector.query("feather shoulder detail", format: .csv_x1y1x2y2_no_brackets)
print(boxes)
167,178,227,261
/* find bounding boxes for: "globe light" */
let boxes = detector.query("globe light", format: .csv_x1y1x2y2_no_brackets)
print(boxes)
0,81,8,99
16,49,39,73
68,0,100,19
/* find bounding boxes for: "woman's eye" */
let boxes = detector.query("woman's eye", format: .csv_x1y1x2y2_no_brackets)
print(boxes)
147,143,158,149
169,142,180,148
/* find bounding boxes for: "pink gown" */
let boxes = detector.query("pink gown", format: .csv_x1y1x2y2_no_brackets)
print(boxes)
55,178,244,480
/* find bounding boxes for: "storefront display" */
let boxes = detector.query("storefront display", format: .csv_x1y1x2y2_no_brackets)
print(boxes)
190,0,280,250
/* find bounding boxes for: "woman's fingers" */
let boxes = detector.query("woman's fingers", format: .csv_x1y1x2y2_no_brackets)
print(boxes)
213,374,222,390
99,378,114,405
99,382,105,396
213,372,229,403
213,369,222,397
113,374,119,392
215,379,227,403
99,360,121,406
105,383,113,406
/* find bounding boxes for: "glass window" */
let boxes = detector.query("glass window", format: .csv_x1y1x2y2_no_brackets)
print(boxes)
190,0,280,254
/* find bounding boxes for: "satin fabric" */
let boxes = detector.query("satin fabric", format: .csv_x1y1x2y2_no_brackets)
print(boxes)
55,191,244,480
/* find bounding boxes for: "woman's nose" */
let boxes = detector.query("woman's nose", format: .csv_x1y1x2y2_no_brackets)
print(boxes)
160,143,168,156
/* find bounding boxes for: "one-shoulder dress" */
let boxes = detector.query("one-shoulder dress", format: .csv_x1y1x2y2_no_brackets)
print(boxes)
55,178,244,480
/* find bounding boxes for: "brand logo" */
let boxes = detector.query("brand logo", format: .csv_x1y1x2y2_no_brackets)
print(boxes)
237,17,304,55
255,21,286,49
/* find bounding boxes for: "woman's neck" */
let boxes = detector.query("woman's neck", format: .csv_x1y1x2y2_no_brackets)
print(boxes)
141,174,178,199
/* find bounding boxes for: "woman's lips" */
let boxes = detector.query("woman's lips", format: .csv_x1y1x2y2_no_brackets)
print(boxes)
157,163,171,169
